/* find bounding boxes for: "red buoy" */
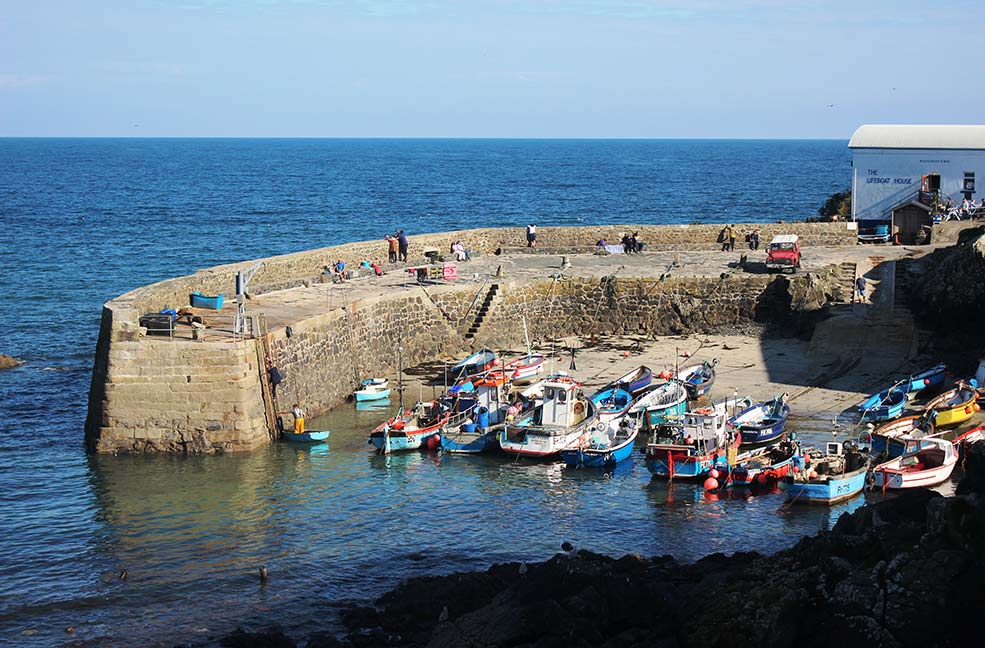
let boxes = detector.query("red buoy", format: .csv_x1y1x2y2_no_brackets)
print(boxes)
924,378,931,386
703,477,719,491
427,435,441,450
709,468,720,479
792,465,801,473
659,370,672,380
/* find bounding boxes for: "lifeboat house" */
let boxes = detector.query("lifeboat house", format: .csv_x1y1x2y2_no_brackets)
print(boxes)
849,124,985,244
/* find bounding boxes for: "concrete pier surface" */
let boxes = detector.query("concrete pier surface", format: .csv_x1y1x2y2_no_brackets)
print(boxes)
84,221,981,453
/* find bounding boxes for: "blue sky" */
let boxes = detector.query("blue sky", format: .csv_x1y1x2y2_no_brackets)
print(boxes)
1,1,981,137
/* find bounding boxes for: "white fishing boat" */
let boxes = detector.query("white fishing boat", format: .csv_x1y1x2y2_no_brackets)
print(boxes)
354,378,391,402
500,375,598,458
871,436,958,490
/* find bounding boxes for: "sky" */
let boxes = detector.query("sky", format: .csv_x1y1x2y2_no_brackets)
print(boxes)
1,0,982,138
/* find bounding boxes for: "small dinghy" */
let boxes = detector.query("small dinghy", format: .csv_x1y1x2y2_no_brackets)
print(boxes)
924,382,979,428
731,438,798,487
561,417,640,469
589,386,634,424
630,380,688,425
284,430,330,443
868,414,935,458
902,363,948,396
354,378,391,402
502,353,546,384
859,384,907,422
447,348,497,381
785,441,870,505
731,394,790,445
607,365,653,395
871,436,958,490
677,360,717,400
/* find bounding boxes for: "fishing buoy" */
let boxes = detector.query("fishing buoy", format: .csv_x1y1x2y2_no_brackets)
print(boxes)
709,468,720,479
804,455,811,465
756,473,767,485
966,406,973,415
491,358,501,366
427,435,441,450
703,477,719,491
659,370,671,380
792,465,801,473
924,378,931,386
809,470,818,479
681,351,690,358
974,404,981,412
622,351,629,357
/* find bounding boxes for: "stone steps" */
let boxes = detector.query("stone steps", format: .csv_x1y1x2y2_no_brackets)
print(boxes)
465,283,500,340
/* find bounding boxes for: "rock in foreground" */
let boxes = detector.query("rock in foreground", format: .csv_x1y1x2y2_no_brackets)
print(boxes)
0,354,24,370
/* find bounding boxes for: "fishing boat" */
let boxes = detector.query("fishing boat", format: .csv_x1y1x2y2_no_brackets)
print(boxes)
189,292,225,310
784,441,869,505
871,437,958,490
446,348,497,380
499,376,598,458
283,429,330,443
502,353,546,383
677,360,717,400
589,386,634,424
859,384,907,422
607,365,653,395
730,439,798,487
644,395,752,480
902,363,948,395
630,380,688,425
560,417,640,469
368,400,450,454
353,378,391,402
868,414,936,458
924,382,979,428
439,370,511,454
731,394,790,445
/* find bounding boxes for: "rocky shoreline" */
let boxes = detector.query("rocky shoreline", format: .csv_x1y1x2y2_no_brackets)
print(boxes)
215,443,985,648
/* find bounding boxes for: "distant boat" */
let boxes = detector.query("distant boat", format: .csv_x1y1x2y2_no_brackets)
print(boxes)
871,437,958,490
644,395,751,480
500,375,598,459
677,360,717,400
502,353,546,383
283,429,330,444
868,414,935,458
730,441,798,487
447,348,497,380
630,380,688,425
924,382,978,428
368,400,450,454
560,418,640,469
859,384,907,422
607,365,653,395
731,394,790,445
354,378,391,402
784,441,869,505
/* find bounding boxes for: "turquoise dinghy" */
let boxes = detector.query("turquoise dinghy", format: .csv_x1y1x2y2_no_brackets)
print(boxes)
560,418,640,469
859,384,907,422
354,378,391,402
630,380,688,425
284,430,330,443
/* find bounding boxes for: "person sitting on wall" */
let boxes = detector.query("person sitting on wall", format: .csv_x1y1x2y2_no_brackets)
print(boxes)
333,259,346,282
452,240,468,262
596,238,606,247
371,261,385,276
629,232,641,254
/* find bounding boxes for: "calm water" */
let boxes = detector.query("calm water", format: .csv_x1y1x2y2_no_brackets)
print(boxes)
0,138,866,646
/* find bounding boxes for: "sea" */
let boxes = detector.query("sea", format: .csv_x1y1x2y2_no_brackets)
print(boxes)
0,138,858,647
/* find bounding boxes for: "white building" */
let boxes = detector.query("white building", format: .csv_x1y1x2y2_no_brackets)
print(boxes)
849,124,985,242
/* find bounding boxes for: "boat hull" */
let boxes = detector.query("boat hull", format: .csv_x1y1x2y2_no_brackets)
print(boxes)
859,388,907,422
785,466,867,504
284,430,330,443
355,388,392,402
560,427,638,468
440,430,497,454
645,401,688,425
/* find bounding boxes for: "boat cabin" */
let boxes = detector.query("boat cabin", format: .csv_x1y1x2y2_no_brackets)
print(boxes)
681,408,727,451
540,379,588,427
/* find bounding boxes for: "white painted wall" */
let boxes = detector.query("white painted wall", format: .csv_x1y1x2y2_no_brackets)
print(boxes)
850,148,985,221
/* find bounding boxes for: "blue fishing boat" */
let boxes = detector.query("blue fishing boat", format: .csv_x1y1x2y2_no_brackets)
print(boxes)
903,363,947,394
439,370,511,454
607,365,653,395
630,380,688,425
446,348,497,380
560,417,640,468
677,360,717,400
353,378,391,402
784,441,869,505
283,429,330,443
189,292,225,310
859,384,907,422
589,386,634,424
731,394,790,445
644,395,751,479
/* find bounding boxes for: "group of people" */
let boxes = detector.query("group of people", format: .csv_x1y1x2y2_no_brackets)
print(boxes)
594,232,644,253
449,240,471,262
940,196,985,221
719,225,760,251
384,231,409,263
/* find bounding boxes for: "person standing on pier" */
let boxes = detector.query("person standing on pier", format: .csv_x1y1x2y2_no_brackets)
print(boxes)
526,223,537,247
855,275,866,301
720,224,734,251
397,230,409,262
385,234,398,263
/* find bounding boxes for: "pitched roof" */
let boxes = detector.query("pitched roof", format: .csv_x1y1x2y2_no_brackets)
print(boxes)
849,125,985,150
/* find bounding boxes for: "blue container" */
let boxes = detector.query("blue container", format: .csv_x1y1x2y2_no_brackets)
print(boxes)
190,292,225,310
461,423,477,434
477,407,490,429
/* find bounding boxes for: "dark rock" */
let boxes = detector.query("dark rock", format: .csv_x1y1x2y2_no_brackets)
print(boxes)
220,626,296,648
956,440,985,495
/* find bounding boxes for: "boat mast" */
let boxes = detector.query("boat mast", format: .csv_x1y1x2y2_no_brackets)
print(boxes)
397,339,405,412
522,315,532,361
